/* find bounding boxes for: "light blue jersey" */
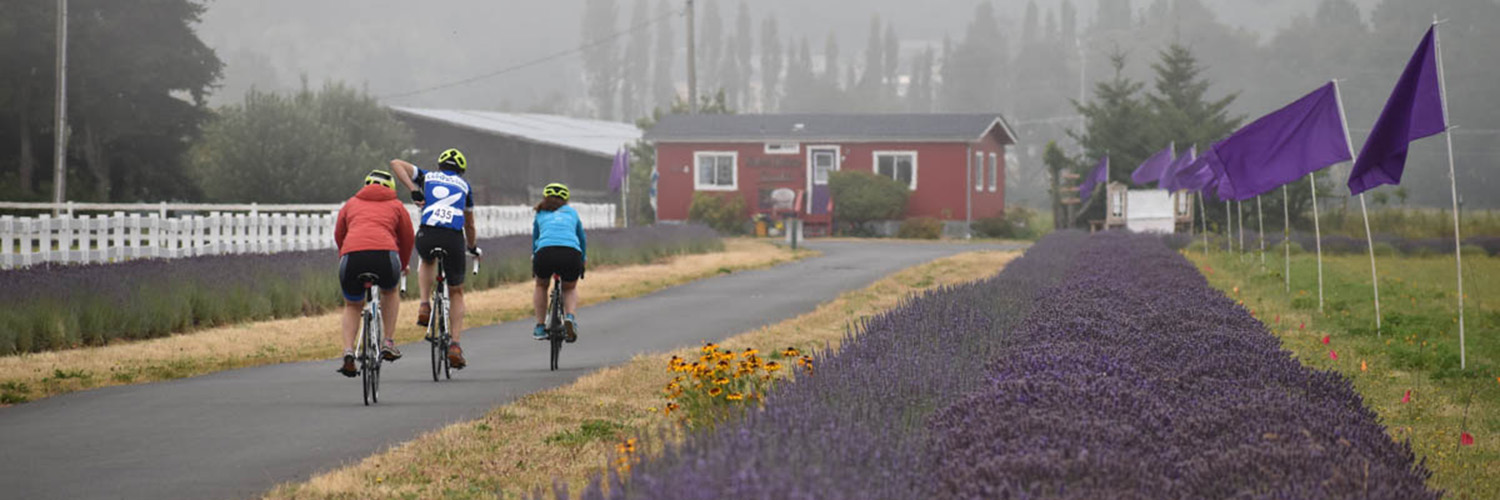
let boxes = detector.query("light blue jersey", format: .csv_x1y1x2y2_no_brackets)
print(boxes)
413,168,474,230
532,205,586,260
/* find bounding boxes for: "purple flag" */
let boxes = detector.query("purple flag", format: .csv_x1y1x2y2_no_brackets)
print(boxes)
1348,27,1447,196
609,147,628,193
1159,144,1197,191
1079,156,1109,200
1130,143,1175,186
1172,153,1218,193
1208,82,1352,200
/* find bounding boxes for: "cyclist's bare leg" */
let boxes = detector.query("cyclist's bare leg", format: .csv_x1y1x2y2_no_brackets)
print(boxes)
533,277,550,324
417,258,437,304
340,300,362,352
561,280,579,315
449,286,466,342
379,288,400,343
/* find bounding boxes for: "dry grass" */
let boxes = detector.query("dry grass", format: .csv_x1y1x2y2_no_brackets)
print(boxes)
0,240,803,405
265,249,1018,500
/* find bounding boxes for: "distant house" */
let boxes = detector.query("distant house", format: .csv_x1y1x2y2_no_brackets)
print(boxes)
390,107,640,205
644,113,1016,236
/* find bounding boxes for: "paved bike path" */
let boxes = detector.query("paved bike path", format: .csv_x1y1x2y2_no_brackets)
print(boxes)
0,241,1022,500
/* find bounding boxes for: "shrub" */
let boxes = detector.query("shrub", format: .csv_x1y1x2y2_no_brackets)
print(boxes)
1460,244,1487,258
687,192,748,235
974,206,1042,240
828,170,909,235
1372,242,1400,257
896,217,943,240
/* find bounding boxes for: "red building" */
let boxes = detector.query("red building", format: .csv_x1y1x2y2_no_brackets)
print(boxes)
645,114,1016,236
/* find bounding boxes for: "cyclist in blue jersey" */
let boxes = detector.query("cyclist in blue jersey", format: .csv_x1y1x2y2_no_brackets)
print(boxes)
390,149,480,369
531,183,587,341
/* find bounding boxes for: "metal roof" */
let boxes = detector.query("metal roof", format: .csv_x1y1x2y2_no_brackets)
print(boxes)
390,107,641,159
643,113,1016,144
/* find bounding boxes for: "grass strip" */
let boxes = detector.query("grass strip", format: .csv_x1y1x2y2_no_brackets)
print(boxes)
1189,249,1498,499
263,249,1019,500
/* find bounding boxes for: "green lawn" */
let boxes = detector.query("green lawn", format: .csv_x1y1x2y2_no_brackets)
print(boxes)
1189,247,1498,500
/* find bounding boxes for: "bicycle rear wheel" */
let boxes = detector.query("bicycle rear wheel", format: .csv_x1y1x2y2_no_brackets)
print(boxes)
547,277,563,371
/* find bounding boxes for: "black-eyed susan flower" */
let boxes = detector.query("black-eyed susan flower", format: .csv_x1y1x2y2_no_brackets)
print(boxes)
766,361,782,372
743,348,759,356
713,377,729,385
726,392,744,401
708,387,723,397
701,342,718,353
782,347,800,357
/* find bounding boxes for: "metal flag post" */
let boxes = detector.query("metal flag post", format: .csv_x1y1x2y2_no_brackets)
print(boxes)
1434,18,1466,369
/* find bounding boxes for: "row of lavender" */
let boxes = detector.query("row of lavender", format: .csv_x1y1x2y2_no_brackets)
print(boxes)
0,225,721,356
568,231,1436,499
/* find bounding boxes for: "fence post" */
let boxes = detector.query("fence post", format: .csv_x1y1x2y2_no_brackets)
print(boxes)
20,218,34,267
0,216,13,269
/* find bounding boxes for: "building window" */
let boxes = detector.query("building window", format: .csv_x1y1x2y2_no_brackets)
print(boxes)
988,153,999,192
694,152,737,191
974,152,984,191
764,142,800,155
873,151,918,190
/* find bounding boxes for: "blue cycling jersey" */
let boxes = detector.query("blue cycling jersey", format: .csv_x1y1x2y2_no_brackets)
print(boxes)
532,205,587,259
412,168,474,230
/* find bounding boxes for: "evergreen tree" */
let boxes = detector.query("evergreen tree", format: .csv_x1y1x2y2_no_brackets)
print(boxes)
1066,52,1150,225
1061,0,1078,49
733,2,754,110
759,17,783,111
1146,44,1241,153
581,0,620,120
652,0,677,110
621,0,652,121
1023,1,1040,46
823,32,841,88
699,0,723,95
860,15,884,90
883,23,900,95
938,2,1007,112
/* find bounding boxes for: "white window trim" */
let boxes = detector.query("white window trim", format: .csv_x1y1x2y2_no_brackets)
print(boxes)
988,153,999,192
764,142,801,155
693,151,738,192
872,151,919,191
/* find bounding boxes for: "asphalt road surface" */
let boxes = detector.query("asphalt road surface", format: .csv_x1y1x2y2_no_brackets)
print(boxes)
0,240,1023,500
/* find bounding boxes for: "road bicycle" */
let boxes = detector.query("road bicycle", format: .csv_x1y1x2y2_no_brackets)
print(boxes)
424,247,479,381
541,274,577,371
354,273,384,405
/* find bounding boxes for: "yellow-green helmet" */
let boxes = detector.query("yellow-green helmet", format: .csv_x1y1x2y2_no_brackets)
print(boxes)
364,169,396,190
437,148,467,172
543,183,570,201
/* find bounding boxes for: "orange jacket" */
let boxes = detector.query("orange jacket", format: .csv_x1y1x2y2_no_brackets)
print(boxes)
335,185,416,270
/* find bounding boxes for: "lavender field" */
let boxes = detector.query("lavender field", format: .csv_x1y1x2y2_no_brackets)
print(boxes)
568,231,1437,499
0,225,721,356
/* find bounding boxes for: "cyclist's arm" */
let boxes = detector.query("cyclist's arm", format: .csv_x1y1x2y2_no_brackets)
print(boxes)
388,159,422,193
464,210,478,251
575,216,587,262
334,205,350,250
531,217,540,255
395,204,416,270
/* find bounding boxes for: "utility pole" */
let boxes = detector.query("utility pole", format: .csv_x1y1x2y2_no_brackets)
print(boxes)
685,0,697,113
52,0,69,215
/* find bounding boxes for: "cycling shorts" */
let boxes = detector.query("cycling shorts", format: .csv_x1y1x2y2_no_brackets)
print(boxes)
533,246,584,282
416,226,467,286
339,250,401,302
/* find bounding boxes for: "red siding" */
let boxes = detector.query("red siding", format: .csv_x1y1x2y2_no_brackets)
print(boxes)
655,136,1007,226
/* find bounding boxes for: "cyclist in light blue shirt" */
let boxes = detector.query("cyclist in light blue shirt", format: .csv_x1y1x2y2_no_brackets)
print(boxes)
531,183,587,341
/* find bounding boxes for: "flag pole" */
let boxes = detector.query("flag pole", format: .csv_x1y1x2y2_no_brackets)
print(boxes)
1198,192,1209,256
1225,200,1232,252
1283,184,1291,294
1310,173,1325,313
1433,18,1466,369
1257,195,1266,270
1237,200,1245,261
1335,78,1381,335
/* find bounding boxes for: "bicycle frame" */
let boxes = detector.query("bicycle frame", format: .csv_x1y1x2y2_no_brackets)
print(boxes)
428,251,452,381
356,276,383,405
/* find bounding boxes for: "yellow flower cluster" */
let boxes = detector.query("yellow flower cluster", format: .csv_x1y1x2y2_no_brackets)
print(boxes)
614,437,639,476
661,343,814,428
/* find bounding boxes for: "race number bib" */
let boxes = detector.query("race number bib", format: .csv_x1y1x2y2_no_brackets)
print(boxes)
429,205,460,225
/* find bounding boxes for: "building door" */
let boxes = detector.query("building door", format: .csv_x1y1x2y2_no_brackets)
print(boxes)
808,147,839,215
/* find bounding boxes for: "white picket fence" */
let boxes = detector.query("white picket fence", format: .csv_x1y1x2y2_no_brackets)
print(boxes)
0,202,615,269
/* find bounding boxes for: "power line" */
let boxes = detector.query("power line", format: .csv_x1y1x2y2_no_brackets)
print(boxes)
380,9,681,101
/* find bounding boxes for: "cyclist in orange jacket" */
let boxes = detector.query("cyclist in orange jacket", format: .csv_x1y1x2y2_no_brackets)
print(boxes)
333,170,416,377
